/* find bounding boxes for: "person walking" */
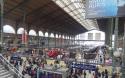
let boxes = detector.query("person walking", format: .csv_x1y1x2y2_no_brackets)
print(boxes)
83,70,86,78
104,69,108,78
88,70,93,78
101,71,105,78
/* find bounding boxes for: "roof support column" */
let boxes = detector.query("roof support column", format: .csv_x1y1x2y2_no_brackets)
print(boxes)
25,25,30,48
70,35,74,47
64,35,68,48
67,35,69,47
69,36,71,47
42,31,45,49
13,21,19,47
105,19,113,46
36,29,40,53
65,35,67,47
60,34,63,49
48,31,51,49
121,22,125,78
54,33,56,48
112,18,119,73
57,34,59,48
0,0,4,52
62,35,64,48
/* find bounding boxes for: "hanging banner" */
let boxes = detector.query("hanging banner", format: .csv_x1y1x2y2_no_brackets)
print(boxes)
85,0,125,18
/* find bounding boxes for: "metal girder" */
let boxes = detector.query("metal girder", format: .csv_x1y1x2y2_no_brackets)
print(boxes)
32,9,79,32
28,7,61,25
16,1,52,23
26,2,52,16
27,1,84,25
4,0,31,16
34,12,66,27
35,14,78,34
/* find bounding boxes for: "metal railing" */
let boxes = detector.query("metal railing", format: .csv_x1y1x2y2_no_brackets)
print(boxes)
0,54,23,78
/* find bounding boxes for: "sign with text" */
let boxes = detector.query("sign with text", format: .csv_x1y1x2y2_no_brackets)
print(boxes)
86,0,125,18
71,62,96,71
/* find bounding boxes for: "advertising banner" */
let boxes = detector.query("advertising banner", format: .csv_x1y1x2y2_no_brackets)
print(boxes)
71,62,96,71
86,0,125,18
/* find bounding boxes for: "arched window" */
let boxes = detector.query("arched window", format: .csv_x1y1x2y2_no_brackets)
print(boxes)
29,29,37,36
39,31,44,36
45,32,48,37
3,25,15,34
56,34,58,38
50,33,54,38
62,35,65,39
17,27,24,34
59,35,61,38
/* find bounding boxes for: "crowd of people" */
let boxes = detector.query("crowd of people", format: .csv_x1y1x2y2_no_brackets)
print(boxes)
68,68,109,78
1,49,121,78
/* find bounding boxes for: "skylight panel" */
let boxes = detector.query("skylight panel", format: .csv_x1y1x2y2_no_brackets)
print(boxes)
64,7,71,13
56,0,65,8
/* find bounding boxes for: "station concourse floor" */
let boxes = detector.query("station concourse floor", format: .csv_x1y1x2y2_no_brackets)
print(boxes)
6,56,118,78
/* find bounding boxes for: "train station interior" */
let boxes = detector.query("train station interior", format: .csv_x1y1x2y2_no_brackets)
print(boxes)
0,0,125,78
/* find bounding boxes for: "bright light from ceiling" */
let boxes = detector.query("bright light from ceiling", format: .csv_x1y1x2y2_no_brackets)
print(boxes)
52,0,98,30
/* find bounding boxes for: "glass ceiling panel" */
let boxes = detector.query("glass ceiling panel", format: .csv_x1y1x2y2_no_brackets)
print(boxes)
68,5,75,10
73,10,79,15
64,7,71,12
52,0,98,30
63,0,71,5
56,0,65,8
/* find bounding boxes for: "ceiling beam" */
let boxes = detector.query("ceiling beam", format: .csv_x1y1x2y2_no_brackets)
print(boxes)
4,0,31,16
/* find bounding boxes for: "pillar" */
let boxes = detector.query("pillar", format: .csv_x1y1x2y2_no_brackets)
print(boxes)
25,25,30,48
42,31,45,49
60,34,63,48
121,23,125,78
54,33,56,48
13,21,19,47
48,32,51,49
0,0,4,51
105,19,114,46
73,36,75,46
64,35,66,47
0,0,4,52
112,18,119,72
36,30,39,53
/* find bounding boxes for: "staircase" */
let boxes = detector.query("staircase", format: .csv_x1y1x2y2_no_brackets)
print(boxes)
0,54,23,78
0,64,14,78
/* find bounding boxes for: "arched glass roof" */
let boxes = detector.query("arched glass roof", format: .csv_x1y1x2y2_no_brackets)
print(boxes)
3,25,15,34
52,0,98,30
